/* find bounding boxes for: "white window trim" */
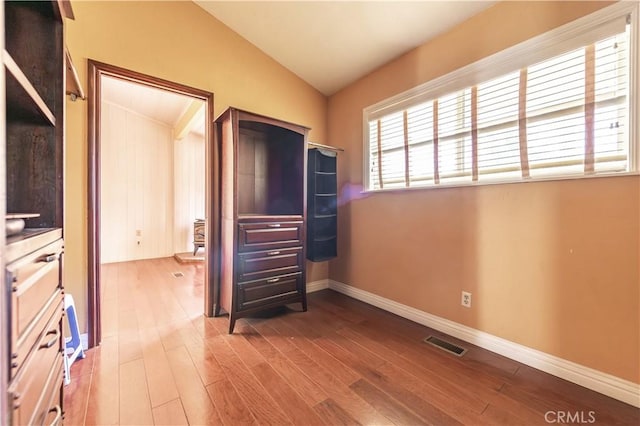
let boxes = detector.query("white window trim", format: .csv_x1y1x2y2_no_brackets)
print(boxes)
363,1,640,192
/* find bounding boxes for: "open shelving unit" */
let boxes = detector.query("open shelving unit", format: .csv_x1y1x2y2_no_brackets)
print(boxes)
307,148,338,261
1,1,77,424
4,0,66,229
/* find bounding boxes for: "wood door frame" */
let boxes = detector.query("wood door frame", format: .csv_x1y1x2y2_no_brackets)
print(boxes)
87,60,219,348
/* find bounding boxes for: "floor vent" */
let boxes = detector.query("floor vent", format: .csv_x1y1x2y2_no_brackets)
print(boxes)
172,272,184,278
424,335,467,357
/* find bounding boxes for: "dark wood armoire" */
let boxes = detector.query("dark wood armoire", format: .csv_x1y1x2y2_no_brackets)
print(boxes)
215,107,309,333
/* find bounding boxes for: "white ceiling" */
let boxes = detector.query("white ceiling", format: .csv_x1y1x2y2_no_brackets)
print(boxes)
102,76,205,136
195,1,495,95
102,76,193,125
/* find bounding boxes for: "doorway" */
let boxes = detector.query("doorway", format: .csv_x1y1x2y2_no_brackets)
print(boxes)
87,60,218,348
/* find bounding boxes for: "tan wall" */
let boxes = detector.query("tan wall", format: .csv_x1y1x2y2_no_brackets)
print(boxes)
328,1,640,383
64,1,328,332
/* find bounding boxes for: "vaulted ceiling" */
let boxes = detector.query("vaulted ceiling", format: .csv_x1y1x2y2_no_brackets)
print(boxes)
195,1,495,95
102,2,496,130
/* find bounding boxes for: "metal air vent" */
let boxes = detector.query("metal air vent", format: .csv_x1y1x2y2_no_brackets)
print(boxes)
424,335,467,357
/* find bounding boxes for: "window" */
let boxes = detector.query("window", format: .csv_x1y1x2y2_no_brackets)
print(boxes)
364,3,638,191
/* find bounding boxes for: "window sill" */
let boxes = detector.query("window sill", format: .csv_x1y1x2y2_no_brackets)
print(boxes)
361,170,640,195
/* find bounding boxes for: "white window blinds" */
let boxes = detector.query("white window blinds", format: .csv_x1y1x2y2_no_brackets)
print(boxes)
367,10,634,191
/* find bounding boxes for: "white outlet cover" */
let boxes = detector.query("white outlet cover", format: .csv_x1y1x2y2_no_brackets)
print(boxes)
461,291,472,307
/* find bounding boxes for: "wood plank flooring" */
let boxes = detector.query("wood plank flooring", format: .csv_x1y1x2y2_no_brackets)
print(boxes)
64,258,639,425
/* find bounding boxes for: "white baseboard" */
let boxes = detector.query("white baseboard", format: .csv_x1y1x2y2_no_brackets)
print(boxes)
306,279,330,293
328,279,640,408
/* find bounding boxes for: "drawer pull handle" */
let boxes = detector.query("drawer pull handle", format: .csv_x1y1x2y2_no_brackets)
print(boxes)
267,278,280,283
39,253,57,263
40,329,60,350
267,223,281,228
12,392,21,409
48,405,62,426
267,251,281,256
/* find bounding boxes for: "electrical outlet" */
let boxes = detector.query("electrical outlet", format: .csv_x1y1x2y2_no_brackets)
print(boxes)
136,229,142,237
461,291,472,308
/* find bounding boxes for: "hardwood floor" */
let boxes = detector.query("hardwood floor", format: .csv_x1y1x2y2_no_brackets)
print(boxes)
64,258,639,425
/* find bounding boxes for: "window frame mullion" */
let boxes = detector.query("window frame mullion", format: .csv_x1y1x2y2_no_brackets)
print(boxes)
519,68,531,178
376,119,384,189
584,43,596,173
403,110,410,187
433,100,440,184
471,86,479,181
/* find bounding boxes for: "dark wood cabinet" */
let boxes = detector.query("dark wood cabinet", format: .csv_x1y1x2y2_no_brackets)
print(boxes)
307,148,338,261
2,1,72,424
215,108,309,333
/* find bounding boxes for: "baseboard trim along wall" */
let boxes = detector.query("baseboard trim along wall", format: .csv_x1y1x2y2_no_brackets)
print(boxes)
321,279,639,408
306,279,330,293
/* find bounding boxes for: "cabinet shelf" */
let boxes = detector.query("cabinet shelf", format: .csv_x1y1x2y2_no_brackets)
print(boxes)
307,237,337,262
238,214,302,221
4,50,55,125
313,213,336,219
307,148,337,262
312,236,336,242
313,172,336,195
308,255,335,262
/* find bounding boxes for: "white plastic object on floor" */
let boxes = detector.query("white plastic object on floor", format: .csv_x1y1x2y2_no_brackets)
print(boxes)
63,294,86,385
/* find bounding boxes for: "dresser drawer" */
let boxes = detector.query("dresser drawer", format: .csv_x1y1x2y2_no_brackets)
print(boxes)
11,292,63,378
32,356,64,426
11,356,63,426
8,312,63,425
238,221,303,252
238,272,302,311
7,239,63,343
237,247,302,282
